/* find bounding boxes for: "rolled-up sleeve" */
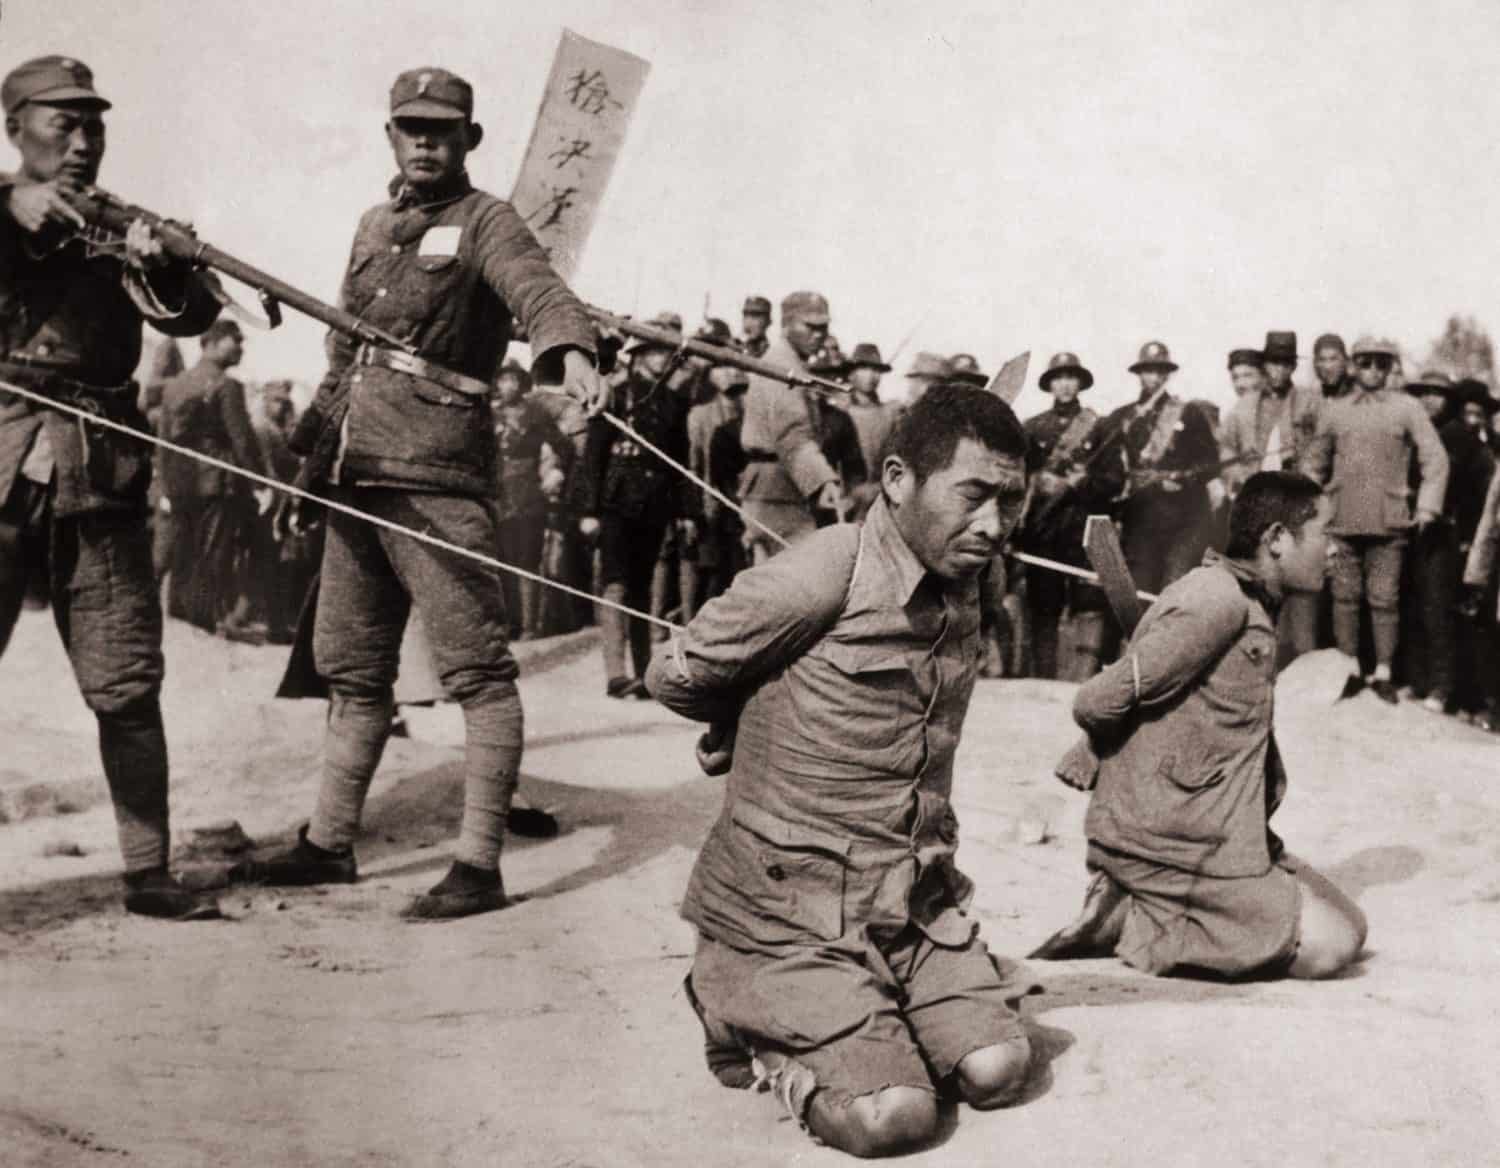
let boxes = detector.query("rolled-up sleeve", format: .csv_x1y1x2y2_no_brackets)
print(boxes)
645,525,859,723
1074,584,1245,734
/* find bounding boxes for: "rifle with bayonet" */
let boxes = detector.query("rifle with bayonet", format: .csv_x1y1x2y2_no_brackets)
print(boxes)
67,186,850,398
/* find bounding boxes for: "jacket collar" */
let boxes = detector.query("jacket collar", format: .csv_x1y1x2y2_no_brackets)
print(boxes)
1203,548,1281,616
865,495,931,607
389,170,473,211
1052,398,1082,419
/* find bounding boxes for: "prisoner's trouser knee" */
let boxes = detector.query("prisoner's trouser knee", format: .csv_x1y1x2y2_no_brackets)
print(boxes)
454,683,524,870
97,698,171,873
309,691,395,852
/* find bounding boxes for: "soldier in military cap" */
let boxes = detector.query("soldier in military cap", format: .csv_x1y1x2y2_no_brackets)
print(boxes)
738,291,848,561
156,317,273,643
1093,341,1220,597
1303,337,1448,703
0,55,226,919
232,67,607,919
740,295,772,359
1019,353,1107,678
573,316,695,697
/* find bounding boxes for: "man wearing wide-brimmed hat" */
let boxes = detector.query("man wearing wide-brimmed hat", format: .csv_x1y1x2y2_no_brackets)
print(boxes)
738,290,847,560
1303,337,1448,704
903,351,952,404
1,55,226,919
841,341,898,479
1018,352,1106,679
949,353,989,388
1093,341,1219,597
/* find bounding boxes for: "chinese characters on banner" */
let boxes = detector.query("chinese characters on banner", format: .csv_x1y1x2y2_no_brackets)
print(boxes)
511,29,650,283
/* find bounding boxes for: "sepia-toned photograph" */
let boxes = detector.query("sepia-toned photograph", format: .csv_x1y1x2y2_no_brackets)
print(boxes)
1,2,1497,1164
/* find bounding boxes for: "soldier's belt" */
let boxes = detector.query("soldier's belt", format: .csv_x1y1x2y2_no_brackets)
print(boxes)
355,345,491,398
743,450,779,464
0,358,137,413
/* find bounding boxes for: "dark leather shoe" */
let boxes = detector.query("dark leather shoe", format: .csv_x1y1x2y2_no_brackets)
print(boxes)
1337,673,1366,702
684,973,755,1089
400,861,507,921
1369,678,1399,705
1028,870,1129,960
229,825,357,886
123,868,223,920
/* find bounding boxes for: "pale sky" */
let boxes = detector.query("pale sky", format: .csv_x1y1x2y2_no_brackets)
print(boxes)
6,0,1498,417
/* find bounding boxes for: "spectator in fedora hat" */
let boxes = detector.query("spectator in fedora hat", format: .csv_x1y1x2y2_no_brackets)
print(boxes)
1094,341,1219,597
949,353,989,389
1020,352,1107,679
841,341,898,476
1262,331,1299,397
903,351,952,405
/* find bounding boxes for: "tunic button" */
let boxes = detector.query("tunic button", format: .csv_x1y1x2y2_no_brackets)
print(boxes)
389,244,401,254
35,343,51,356
376,288,388,298
765,863,786,881
352,373,362,384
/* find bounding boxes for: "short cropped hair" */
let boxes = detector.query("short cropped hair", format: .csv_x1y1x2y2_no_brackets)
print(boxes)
200,319,243,346
1225,471,1323,558
887,382,1028,482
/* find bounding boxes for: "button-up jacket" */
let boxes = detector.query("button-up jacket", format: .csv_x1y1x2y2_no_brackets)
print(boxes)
1076,552,1287,878
738,335,838,507
156,358,269,502
300,173,596,495
1301,386,1448,536
1219,384,1322,495
646,497,984,955
0,173,221,515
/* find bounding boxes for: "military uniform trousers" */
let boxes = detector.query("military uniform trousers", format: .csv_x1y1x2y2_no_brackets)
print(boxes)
0,476,171,873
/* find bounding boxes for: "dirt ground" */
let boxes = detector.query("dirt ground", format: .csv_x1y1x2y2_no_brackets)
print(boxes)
2,609,1498,1167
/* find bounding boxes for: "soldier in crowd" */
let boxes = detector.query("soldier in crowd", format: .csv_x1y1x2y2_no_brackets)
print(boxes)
1312,333,1353,399
738,290,846,561
1399,371,1494,714
492,358,574,641
1033,472,1367,980
740,294,771,359
1094,341,1219,596
699,366,751,598
0,55,224,918
1219,332,1323,668
574,325,694,698
232,67,606,919
157,318,272,642
687,354,748,604
139,337,184,432
807,337,868,510
253,380,315,643
1303,337,1447,704
842,342,898,474
1020,352,1105,679
1226,347,1264,399
648,384,1036,1158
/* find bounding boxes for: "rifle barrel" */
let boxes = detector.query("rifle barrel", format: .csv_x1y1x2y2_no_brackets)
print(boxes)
586,305,849,396
75,187,416,354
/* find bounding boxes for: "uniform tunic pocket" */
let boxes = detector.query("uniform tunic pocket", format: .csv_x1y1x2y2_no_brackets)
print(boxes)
726,803,850,943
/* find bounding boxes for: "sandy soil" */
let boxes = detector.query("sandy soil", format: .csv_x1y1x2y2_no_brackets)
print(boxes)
2,609,1497,1167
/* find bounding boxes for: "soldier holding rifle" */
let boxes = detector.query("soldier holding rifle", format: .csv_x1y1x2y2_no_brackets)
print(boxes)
0,56,224,920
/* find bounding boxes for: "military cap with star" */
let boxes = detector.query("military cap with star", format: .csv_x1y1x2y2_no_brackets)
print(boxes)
1040,351,1094,392
390,67,474,120
2,55,111,114
1129,340,1179,374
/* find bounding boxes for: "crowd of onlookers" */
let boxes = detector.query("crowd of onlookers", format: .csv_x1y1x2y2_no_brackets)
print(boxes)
139,301,1500,732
